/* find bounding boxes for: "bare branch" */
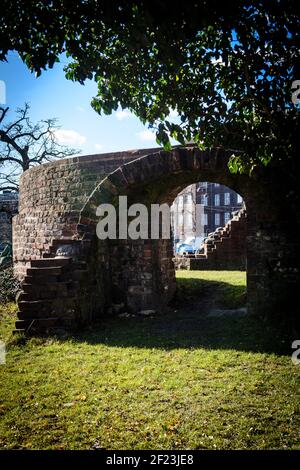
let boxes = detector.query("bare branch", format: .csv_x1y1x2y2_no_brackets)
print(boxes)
0,107,9,125
0,104,79,189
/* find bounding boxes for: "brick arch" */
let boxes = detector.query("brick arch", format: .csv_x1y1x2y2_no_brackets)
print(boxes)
76,146,247,233
70,146,249,320
13,146,299,334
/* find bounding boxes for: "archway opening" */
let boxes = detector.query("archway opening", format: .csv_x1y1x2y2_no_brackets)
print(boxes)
170,181,247,315
71,147,253,321
98,169,248,317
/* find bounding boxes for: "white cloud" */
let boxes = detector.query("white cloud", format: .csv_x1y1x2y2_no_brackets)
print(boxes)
94,143,104,151
54,129,86,146
136,129,156,141
115,109,132,120
75,105,86,112
169,108,178,118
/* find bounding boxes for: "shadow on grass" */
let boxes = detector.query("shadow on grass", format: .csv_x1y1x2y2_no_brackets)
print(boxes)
75,313,291,356
173,275,247,309
71,276,291,356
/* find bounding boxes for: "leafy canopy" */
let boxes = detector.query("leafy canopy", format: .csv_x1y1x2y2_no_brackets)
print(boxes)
1,1,299,173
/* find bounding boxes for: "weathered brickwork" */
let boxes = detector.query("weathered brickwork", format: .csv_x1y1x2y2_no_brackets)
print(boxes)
13,146,300,333
13,149,156,278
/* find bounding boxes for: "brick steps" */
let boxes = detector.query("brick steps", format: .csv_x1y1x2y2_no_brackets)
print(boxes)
22,281,72,295
27,266,63,276
31,257,72,267
14,238,91,334
14,317,75,334
24,274,63,284
174,207,247,270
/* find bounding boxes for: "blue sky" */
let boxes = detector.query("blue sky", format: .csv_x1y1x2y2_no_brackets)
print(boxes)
0,52,178,156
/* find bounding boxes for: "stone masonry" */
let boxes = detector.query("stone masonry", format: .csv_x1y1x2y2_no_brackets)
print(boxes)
12,146,300,334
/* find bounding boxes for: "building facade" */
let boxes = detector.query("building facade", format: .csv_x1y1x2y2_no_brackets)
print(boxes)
196,182,243,235
171,182,244,243
171,184,203,244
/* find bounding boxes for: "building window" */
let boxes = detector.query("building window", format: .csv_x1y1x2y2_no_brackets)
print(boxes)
224,192,231,205
200,194,207,205
224,212,231,224
203,213,208,225
214,183,219,187
214,194,220,206
237,194,243,204
215,213,220,226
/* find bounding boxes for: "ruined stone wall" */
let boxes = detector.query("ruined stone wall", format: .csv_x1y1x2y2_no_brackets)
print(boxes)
13,149,158,278
245,173,300,329
108,238,176,313
13,146,300,334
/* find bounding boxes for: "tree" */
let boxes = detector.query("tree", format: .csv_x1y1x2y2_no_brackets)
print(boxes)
0,1,299,174
0,104,78,191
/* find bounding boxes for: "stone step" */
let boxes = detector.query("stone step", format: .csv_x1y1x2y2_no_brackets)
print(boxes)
22,281,72,295
24,274,62,284
14,317,74,334
18,300,55,317
31,257,72,267
52,239,80,246
18,285,70,301
27,266,64,276
18,297,78,314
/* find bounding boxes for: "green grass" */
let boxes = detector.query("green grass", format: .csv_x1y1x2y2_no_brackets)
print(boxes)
175,270,247,309
0,271,299,450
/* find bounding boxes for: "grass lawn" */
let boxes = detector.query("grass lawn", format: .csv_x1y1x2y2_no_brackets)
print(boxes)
0,270,299,450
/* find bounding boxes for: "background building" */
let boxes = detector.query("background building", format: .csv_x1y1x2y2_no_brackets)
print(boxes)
171,182,244,244
171,184,202,245
196,182,243,235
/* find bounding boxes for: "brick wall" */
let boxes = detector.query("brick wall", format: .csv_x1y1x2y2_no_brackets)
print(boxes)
13,147,300,333
13,149,157,277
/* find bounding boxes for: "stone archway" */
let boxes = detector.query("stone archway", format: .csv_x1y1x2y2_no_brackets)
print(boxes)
75,147,250,315
13,146,299,333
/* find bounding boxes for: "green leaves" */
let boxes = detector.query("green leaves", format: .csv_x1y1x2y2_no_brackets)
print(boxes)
1,1,299,174
156,123,172,151
228,154,246,174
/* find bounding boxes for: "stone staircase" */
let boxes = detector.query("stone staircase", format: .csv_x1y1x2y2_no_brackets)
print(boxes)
174,207,247,270
14,239,90,334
